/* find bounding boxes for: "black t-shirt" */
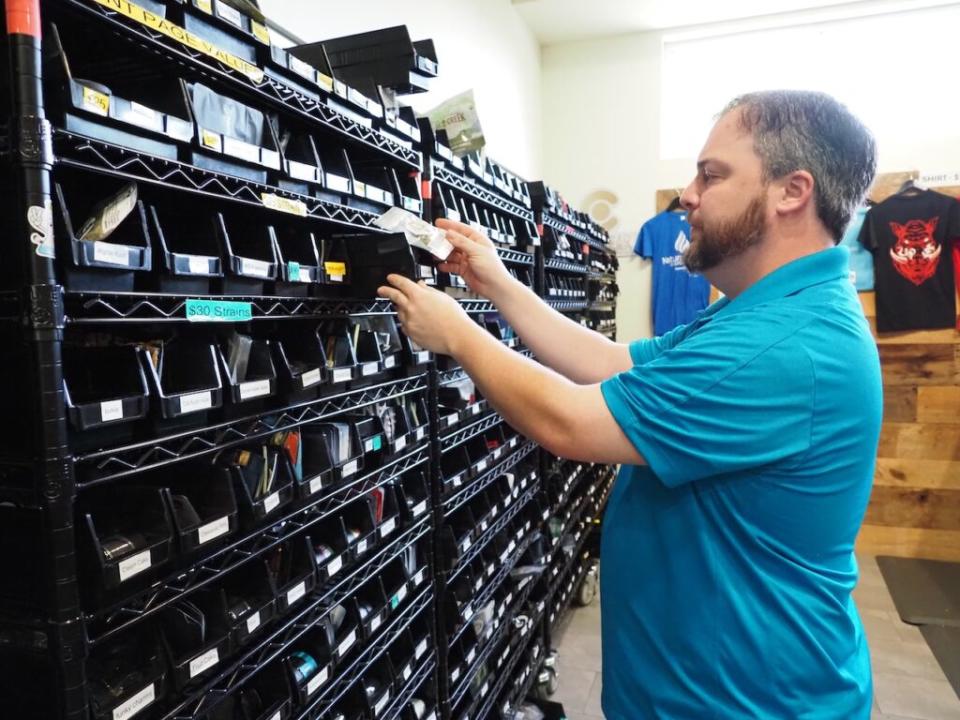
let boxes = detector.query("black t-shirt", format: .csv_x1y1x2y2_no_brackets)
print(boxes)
859,189,960,331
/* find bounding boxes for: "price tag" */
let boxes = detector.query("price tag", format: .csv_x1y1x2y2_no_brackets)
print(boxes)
200,128,222,152
306,667,328,695
112,684,156,720
416,638,428,658
195,0,212,12
289,55,316,81
361,362,378,376
332,367,352,383
414,569,426,585
374,691,390,716
356,538,368,554
287,581,306,605
413,500,427,516
93,241,130,266
263,491,280,514
239,378,271,401
416,427,427,441
395,585,408,603
337,629,356,657
342,459,358,477
250,19,270,44
186,299,252,323
402,663,412,681
189,647,220,678
380,518,396,537
395,435,407,451
240,257,272,278
301,368,321,388
179,390,212,414
82,85,110,116
260,193,307,217
287,261,301,282
451,667,460,683
245,611,261,634
197,516,230,545
215,0,241,26
187,255,209,274
476,459,488,473
371,614,382,632
384,355,396,369
316,72,334,93
467,648,477,664
100,400,124,423
327,555,343,577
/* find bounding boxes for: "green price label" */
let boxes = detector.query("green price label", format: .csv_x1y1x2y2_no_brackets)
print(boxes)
390,596,400,610
372,435,383,452
287,261,301,282
185,299,253,323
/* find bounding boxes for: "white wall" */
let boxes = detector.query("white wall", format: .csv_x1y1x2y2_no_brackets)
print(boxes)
541,3,960,343
260,0,543,178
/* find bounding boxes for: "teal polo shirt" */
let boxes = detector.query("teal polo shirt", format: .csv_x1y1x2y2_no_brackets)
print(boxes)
599,247,882,719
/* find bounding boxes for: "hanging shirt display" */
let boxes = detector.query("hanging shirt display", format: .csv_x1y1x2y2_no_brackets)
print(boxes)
635,210,710,336
858,189,960,331
839,206,873,290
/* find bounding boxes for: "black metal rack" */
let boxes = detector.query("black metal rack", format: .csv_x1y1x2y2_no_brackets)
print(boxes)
0,5,618,719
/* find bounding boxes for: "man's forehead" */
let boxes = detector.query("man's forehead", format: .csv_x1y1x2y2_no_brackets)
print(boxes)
698,110,755,164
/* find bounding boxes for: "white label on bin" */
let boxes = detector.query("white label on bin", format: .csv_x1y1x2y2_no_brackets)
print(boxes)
466,648,476,664
112,683,156,720
129,101,157,122
245,611,261,634
326,174,351,193
375,691,390,716
289,55,316,81
239,378,271,401
381,518,396,537
402,663,412,681
337,629,356,657
426,713,436,720
342,459,358,477
188,255,209,274
189,647,220,678
470,404,481,416
371,614,382,632
197,516,230,546
100,400,124,423
479,520,488,533
356,538,367,554
415,427,426,441
395,585,408,604
450,667,460,683
308,475,325,496
460,537,471,553
288,161,317,182
384,356,396,369
486,563,494,577
416,638,428,658
361,362,378,376
413,500,427,517
93,241,130,266
394,436,407,451
476,459,487,473
414,569,426,585
287,581,306,605
327,555,342,577
263,491,280,514
332,367,352,383
481,680,490,698
301,368,321,388
240,257,271,278
179,390,212,414
118,549,151,583
306,667,328,695
224,136,261,164
269,713,281,720
215,0,242,25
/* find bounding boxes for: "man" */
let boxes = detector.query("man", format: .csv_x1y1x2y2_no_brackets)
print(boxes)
379,90,880,719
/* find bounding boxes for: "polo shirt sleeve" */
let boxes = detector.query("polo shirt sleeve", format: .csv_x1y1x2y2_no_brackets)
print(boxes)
628,322,689,365
601,326,815,487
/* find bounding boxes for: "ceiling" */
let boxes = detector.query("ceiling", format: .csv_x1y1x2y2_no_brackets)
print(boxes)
511,0,908,44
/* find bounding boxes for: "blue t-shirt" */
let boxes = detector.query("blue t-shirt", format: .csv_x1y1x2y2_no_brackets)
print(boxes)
839,206,874,290
636,211,711,336
599,247,881,719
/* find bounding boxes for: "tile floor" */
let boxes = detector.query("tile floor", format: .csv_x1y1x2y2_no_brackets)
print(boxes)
551,554,960,720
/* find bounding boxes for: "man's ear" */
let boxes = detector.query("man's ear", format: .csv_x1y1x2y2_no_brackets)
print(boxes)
776,170,815,216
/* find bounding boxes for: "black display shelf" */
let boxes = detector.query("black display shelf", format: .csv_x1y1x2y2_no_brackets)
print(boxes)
439,412,503,452
51,0,420,168
75,375,427,486
54,131,384,230
152,516,431,720
381,654,437,720
498,248,535,266
544,258,588,275
590,301,616,312
471,607,541,720
457,299,496,314
433,164,533,222
441,441,537,516
497,632,545,717
87,446,430,645
546,300,588,312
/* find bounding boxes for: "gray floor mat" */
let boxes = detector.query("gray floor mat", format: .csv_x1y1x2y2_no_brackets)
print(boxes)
876,556,960,626
919,624,960,700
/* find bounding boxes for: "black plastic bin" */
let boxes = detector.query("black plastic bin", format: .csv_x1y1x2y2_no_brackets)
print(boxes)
272,225,323,297
201,559,277,649
142,339,224,421
218,334,278,406
87,624,168,720
216,213,279,295
270,329,327,399
159,594,232,690
62,344,150,432
267,534,317,615
284,618,334,706
317,319,359,387
219,443,295,530
162,468,239,559
147,203,223,294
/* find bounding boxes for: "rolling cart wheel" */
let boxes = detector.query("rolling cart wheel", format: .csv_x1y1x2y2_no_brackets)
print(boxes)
574,560,599,607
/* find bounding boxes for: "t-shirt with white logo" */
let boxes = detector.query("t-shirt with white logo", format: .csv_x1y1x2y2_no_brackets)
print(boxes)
635,210,710,336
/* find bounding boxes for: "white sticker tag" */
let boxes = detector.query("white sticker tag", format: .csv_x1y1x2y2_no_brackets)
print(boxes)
451,667,460,683
223,135,261,164
326,174,351,193
476,459,487,473
416,427,426,440
239,378,271,401
308,476,325,495
381,518,396,537
384,355,396,369
332,367,352,383
288,160,317,182
371,614,382,632
413,500,427,516
179,390,212,414
215,0,242,25
361,362,378,376
118,549,151,582
263,491,280,514
467,648,477,664
189,647,220,678
414,569,426,585
486,563,494,577
337,629,356,657
416,638,428,658
460,537,472,553
301,368,321,388
395,436,407,451
395,585,408,603
374,691,390,716
306,667,329,695
327,555,343,577
357,538,368,554
100,400,124,423
402,663,412,681
240,257,272,278
245,611,261,634
129,100,157,121
342,459,358,477
289,55,316,80
470,404,481,416
93,241,131,266
188,255,209,274
112,684,156,720
197,516,230,545
287,581,306,605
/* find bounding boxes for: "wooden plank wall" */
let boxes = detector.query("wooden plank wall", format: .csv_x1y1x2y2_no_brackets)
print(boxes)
654,176,960,560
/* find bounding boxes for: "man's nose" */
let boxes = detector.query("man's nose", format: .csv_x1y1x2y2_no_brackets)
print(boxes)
680,181,698,212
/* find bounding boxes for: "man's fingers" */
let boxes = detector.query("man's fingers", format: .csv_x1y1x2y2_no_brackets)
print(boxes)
377,285,408,308
386,274,421,293
436,218,494,248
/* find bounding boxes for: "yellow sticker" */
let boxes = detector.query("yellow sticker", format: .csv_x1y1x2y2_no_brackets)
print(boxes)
196,0,212,12
316,72,334,93
260,193,307,217
250,20,270,45
324,262,346,276
82,86,110,117
200,128,222,151
90,0,265,84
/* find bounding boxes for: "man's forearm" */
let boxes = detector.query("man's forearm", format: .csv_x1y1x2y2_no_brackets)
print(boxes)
490,277,630,384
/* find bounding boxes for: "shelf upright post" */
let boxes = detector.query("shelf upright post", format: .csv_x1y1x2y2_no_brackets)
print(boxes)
4,1,85,718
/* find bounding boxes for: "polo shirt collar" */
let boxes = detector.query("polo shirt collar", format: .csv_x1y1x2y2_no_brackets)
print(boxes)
718,246,849,316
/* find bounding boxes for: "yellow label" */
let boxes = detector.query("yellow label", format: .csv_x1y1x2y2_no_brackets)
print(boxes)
260,193,307,217
82,86,110,117
250,20,270,44
324,262,346,276
200,128,221,151
316,72,334,93
195,0,212,12
90,0,265,84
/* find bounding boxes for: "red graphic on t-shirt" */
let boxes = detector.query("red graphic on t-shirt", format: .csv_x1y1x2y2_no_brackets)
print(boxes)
889,217,941,285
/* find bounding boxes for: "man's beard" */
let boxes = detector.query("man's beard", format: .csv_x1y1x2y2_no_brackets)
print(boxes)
683,193,766,273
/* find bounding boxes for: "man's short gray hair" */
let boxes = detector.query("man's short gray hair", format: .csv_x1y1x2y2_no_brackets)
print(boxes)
723,90,877,242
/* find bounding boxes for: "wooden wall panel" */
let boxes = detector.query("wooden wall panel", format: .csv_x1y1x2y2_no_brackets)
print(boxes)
856,525,960,563
916,387,960,424
877,345,959,386
882,387,917,423
864,486,960,530
873,458,960,491
877,423,960,461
